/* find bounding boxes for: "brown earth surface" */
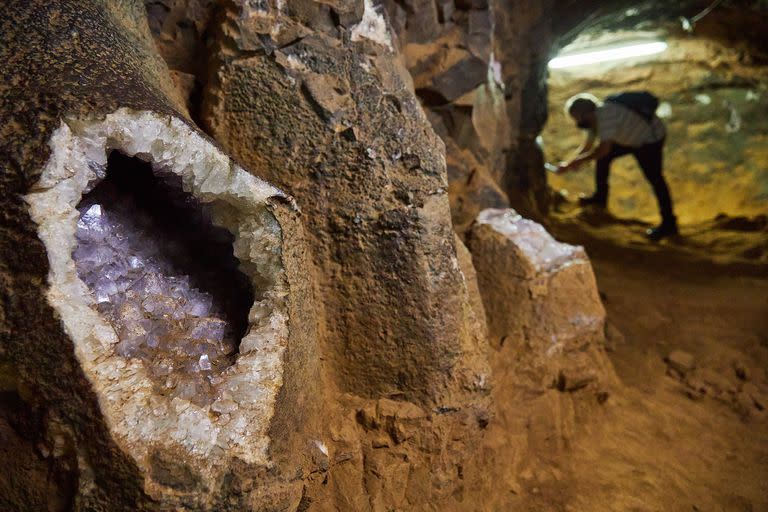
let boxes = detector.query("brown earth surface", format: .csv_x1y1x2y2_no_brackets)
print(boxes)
515,230,768,511
550,200,768,267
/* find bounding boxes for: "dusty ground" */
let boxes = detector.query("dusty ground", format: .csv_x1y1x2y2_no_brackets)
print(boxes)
549,201,768,266
519,219,768,511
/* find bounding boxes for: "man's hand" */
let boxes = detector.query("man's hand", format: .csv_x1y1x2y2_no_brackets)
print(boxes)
558,139,610,174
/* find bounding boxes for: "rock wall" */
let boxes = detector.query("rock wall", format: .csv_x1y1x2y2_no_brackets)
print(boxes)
197,0,490,406
467,208,616,499
1,2,319,509
1,0,616,510
383,0,556,231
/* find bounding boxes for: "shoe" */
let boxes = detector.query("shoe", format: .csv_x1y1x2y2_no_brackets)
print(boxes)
646,221,678,241
578,194,607,208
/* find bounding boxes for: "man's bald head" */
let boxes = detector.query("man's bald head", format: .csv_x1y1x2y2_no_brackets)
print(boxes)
565,93,600,117
565,93,600,130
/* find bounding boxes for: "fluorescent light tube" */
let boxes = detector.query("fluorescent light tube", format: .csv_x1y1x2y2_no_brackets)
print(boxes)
549,41,668,69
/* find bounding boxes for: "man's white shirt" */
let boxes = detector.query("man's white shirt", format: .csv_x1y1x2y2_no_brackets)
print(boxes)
594,102,666,148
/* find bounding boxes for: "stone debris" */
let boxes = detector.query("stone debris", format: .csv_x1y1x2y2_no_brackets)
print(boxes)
665,350,695,375
468,207,612,388
664,351,767,419
74,176,242,407
733,360,750,381
427,55,487,103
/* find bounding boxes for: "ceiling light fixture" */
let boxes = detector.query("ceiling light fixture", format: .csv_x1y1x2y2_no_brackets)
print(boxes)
548,41,668,69
680,0,725,32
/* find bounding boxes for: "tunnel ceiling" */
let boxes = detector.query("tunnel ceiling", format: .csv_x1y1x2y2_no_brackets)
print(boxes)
551,0,768,52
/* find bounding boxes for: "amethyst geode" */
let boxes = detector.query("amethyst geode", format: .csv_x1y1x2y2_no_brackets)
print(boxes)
73,153,253,407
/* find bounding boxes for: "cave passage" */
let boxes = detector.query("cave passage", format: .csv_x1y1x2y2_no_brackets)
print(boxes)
542,20,768,227
73,151,254,406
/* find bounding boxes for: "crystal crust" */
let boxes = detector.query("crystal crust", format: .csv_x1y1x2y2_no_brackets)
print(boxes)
476,208,586,273
73,154,253,407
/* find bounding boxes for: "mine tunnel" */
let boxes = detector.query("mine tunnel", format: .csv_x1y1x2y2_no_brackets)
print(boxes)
408,0,767,257
541,2,768,254
3,0,768,510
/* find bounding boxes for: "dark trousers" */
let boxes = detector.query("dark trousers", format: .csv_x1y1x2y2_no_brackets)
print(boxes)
594,138,675,223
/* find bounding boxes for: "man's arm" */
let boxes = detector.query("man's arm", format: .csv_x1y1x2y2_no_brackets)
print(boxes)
574,131,596,158
558,137,612,173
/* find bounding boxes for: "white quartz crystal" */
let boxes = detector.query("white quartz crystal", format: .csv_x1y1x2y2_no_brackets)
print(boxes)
351,0,392,50
476,208,586,273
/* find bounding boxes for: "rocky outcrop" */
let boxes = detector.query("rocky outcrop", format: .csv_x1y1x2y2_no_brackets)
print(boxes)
470,208,606,352
384,0,556,229
2,0,618,510
198,0,490,405
468,208,614,389
468,208,616,491
194,2,497,507
2,2,318,509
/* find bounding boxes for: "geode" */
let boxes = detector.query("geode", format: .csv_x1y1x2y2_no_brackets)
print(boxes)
22,109,318,506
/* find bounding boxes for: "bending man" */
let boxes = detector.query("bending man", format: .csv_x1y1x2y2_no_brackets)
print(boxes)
557,92,678,241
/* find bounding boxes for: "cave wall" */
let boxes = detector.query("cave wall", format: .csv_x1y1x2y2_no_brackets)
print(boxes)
382,0,556,232
1,1,320,509
145,0,492,407
1,0,619,510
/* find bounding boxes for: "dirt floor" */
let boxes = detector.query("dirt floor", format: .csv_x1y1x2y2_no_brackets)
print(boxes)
550,199,768,267
521,215,768,511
